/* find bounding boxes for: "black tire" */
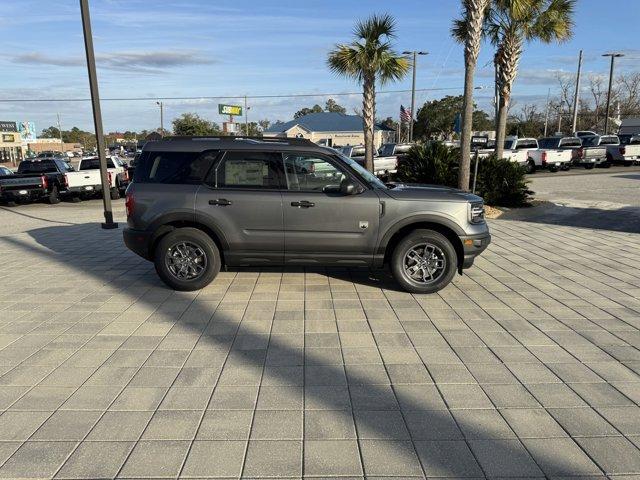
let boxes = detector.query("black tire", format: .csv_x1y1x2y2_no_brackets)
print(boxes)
46,186,60,204
526,160,536,174
110,187,120,200
5,201,16,207
390,229,457,294
601,162,611,169
623,162,632,167
70,196,82,203
585,164,595,169
154,227,220,291
549,166,558,173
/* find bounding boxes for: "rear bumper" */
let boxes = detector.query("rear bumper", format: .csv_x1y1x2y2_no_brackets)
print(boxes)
460,232,491,270
0,188,46,202
64,184,103,196
123,227,153,261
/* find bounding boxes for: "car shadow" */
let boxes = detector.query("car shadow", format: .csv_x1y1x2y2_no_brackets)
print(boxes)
0,222,605,478
499,201,640,234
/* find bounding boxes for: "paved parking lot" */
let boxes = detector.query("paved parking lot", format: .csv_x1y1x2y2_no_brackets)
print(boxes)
0,199,639,479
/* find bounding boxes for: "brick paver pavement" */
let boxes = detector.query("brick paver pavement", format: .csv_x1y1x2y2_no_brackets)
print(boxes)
0,202,638,479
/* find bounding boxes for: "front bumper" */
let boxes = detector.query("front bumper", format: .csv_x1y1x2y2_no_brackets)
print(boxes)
459,232,491,270
123,227,153,260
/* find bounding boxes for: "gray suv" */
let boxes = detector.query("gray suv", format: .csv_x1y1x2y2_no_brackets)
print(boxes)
123,137,490,293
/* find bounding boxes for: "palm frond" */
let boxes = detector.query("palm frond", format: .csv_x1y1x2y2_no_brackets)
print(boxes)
354,13,397,41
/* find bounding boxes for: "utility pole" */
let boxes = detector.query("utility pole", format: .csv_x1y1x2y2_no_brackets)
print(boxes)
79,0,117,230
571,50,583,134
602,52,624,134
543,88,550,137
244,95,248,135
402,50,428,142
57,113,64,152
156,101,164,135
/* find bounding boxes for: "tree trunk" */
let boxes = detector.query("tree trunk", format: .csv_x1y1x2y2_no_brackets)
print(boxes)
493,34,521,160
458,0,489,191
362,74,376,172
494,94,509,159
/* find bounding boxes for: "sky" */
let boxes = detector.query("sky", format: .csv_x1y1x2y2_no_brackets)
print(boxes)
0,0,638,134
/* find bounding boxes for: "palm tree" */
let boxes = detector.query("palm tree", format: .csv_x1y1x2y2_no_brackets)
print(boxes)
452,0,491,191
487,0,575,159
327,14,409,172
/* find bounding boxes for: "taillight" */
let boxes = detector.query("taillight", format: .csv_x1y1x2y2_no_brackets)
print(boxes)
541,151,547,165
620,146,626,155
123,169,129,182
577,147,584,158
108,172,112,186
125,191,134,218
41,175,48,190
62,174,68,187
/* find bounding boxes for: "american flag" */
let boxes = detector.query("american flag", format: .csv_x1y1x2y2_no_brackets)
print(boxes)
400,105,412,123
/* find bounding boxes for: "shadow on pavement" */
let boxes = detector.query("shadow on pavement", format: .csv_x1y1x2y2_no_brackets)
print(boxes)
499,202,640,234
0,222,601,478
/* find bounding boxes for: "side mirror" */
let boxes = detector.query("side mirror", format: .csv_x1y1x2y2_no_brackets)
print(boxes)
340,178,362,195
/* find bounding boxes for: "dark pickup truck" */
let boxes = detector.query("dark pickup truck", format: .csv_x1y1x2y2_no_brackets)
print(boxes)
0,158,74,205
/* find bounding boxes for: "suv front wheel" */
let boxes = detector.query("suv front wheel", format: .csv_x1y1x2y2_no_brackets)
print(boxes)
391,229,457,294
154,228,220,291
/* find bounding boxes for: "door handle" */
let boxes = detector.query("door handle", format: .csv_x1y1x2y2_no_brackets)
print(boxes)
209,198,232,206
291,200,315,208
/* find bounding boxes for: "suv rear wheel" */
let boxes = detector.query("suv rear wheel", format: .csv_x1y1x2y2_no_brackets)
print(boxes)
391,229,457,294
154,228,220,291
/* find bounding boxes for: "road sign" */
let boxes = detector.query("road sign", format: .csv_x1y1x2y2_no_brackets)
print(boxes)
218,104,243,116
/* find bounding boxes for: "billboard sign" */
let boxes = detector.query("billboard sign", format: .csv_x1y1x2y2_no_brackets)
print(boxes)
0,121,17,132
218,104,243,116
17,121,36,141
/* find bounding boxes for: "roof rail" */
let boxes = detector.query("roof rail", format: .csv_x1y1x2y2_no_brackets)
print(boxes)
161,135,315,145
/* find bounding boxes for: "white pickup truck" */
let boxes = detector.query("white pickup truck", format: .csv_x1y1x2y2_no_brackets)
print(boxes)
502,137,539,173
374,143,415,177
529,137,579,172
606,134,640,165
78,155,130,199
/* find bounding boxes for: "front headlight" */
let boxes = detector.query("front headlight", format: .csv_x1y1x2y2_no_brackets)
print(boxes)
469,201,485,224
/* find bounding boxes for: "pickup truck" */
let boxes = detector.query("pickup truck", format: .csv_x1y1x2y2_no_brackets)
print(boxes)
78,155,130,199
530,137,579,172
575,135,610,168
605,134,640,165
337,145,366,168
15,158,105,202
0,167,51,206
375,143,415,177
502,137,539,173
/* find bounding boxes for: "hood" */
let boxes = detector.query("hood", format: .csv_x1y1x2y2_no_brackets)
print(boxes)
383,183,482,203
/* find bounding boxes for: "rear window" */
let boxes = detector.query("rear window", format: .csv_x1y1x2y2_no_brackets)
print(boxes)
516,140,538,149
379,144,395,156
599,136,619,145
581,136,599,147
395,145,412,154
80,158,116,169
134,151,216,184
559,138,582,148
18,160,57,174
352,146,365,157
538,138,559,149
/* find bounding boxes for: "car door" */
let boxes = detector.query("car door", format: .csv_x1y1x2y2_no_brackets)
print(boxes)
194,150,285,266
281,152,380,266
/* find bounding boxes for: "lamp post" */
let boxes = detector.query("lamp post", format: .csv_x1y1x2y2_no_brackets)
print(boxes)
602,52,624,134
402,50,428,142
79,0,117,230
156,101,164,136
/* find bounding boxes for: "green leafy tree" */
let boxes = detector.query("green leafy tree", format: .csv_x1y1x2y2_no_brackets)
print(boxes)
327,14,409,172
452,0,491,191
396,142,459,187
324,98,347,114
413,95,490,140
172,113,221,136
486,0,575,158
40,126,61,138
294,105,323,119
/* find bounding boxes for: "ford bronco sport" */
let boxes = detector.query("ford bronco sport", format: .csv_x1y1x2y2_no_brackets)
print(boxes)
123,136,490,294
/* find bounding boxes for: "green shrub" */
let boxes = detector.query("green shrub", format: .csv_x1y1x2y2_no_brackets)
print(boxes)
396,142,459,188
475,155,533,207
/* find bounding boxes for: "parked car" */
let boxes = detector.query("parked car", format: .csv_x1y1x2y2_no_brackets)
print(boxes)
605,134,640,165
502,137,539,172
375,143,415,177
574,135,609,169
123,136,490,294
78,155,130,199
531,137,579,172
0,166,12,176
15,158,104,202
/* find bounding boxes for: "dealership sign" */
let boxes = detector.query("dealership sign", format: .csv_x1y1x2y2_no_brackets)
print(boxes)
218,104,243,116
0,121,17,132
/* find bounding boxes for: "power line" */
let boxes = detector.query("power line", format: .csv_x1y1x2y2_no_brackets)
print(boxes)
0,86,467,103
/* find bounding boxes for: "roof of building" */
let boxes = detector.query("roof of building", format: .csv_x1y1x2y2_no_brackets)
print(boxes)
264,112,394,134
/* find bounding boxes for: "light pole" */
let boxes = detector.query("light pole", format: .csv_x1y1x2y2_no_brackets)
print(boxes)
156,101,164,136
571,50,583,133
79,0,117,230
602,52,624,134
402,50,428,142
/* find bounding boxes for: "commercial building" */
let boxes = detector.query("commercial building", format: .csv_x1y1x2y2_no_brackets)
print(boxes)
26,138,82,155
0,121,25,165
263,112,395,148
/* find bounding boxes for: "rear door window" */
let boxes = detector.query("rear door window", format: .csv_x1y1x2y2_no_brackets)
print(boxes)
134,151,216,184
211,151,283,189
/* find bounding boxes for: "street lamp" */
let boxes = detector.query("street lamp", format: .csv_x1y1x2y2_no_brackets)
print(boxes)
602,52,624,134
156,101,164,136
402,50,428,142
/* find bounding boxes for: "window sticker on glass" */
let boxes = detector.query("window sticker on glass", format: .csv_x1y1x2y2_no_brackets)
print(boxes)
225,160,265,186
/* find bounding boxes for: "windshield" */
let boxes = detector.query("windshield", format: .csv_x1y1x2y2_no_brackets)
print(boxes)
334,153,387,189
